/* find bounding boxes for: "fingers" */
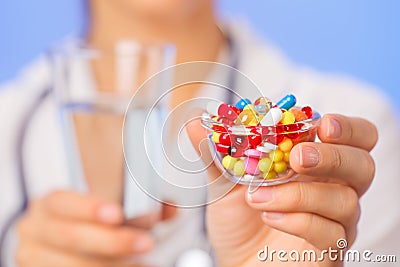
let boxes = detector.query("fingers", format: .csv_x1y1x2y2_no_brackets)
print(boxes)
41,220,153,257
186,118,223,182
260,212,346,251
41,190,124,224
125,213,160,230
17,213,154,258
16,242,146,267
318,114,378,152
247,182,360,230
290,143,375,195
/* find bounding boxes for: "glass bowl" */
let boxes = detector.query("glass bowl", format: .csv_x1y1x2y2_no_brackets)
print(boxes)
201,108,321,186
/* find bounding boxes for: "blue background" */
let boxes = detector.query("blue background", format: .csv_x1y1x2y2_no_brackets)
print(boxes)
1,0,399,108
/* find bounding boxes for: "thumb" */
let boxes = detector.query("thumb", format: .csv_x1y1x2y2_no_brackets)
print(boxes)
186,117,222,182
185,116,239,203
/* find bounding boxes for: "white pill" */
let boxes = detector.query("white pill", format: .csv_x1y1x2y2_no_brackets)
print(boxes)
256,143,278,153
230,125,252,135
260,107,282,126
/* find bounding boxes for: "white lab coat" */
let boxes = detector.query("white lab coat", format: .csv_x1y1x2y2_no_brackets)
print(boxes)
1,21,400,267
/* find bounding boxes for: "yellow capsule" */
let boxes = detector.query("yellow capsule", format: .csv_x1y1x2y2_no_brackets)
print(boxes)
243,104,255,112
269,150,284,163
263,170,277,180
222,155,238,170
284,151,291,162
274,161,288,173
281,111,296,125
212,116,219,122
233,160,245,176
278,137,293,152
235,109,258,126
212,132,221,143
258,158,273,173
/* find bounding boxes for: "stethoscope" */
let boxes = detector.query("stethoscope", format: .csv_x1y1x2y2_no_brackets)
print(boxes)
0,30,239,267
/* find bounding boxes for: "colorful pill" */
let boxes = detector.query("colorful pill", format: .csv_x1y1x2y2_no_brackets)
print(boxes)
274,161,288,173
243,157,261,175
244,149,263,158
289,108,308,122
256,142,278,153
301,106,313,119
217,133,230,146
278,137,294,152
254,97,272,108
217,116,234,125
281,111,296,125
232,135,248,148
211,124,228,133
235,98,252,110
233,160,246,176
243,104,256,112
229,145,245,158
263,170,277,180
248,134,262,148
230,125,252,135
260,107,283,126
277,94,297,110
222,155,238,169
269,150,284,162
236,109,259,126
218,104,241,121
284,151,291,162
212,132,221,143
258,158,273,173
215,143,230,154
266,134,284,145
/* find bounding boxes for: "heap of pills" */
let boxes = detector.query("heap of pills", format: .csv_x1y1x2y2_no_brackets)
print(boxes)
204,94,317,180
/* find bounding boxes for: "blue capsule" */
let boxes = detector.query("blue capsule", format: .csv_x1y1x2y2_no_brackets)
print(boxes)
235,98,252,110
276,94,296,110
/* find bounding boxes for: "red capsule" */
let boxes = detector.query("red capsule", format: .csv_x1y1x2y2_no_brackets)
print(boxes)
218,104,240,121
232,135,249,149
212,125,228,133
217,116,234,125
266,134,284,145
215,143,230,154
219,133,232,146
275,125,286,134
249,134,262,148
286,132,300,139
284,123,302,133
229,145,245,158
251,126,273,136
301,106,313,119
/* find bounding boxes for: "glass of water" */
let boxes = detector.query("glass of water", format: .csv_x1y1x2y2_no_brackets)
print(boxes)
51,39,175,220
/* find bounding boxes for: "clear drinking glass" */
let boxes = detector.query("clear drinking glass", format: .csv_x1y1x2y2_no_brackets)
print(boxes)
51,39,175,219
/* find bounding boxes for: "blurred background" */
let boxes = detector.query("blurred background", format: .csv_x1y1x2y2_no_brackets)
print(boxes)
0,0,399,109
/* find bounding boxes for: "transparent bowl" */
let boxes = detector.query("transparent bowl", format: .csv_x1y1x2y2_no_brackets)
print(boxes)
201,108,321,186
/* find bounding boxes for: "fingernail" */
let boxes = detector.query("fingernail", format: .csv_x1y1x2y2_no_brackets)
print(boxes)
98,204,121,223
262,211,284,220
300,145,320,168
133,235,154,252
327,117,341,139
249,187,275,203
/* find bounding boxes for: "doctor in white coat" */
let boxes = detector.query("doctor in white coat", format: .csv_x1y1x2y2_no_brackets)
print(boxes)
1,0,399,267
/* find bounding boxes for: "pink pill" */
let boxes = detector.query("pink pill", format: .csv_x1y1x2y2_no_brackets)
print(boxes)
244,149,263,158
244,157,261,175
